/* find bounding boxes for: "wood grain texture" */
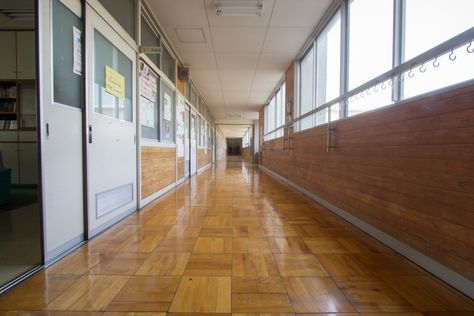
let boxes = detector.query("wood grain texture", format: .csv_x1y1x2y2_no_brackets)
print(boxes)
242,147,252,163
197,148,210,169
176,156,185,180
0,158,472,314
141,146,176,199
261,83,474,281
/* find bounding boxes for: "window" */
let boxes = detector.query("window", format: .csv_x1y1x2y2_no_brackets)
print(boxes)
300,48,314,115
139,61,159,140
263,82,286,140
160,81,175,143
402,0,474,99
162,44,175,84
316,11,340,108
242,130,250,148
94,30,133,122
97,0,136,39
283,0,474,141
347,0,393,116
52,0,83,109
140,14,160,68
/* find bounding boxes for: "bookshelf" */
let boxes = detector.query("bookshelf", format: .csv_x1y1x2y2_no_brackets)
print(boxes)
0,81,36,131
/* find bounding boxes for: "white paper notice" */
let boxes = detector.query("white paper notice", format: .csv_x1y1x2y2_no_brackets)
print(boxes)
73,26,82,75
164,92,172,121
140,96,155,128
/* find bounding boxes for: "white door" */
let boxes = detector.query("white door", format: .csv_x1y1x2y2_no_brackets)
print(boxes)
184,105,190,178
190,111,197,175
86,6,137,236
41,0,84,260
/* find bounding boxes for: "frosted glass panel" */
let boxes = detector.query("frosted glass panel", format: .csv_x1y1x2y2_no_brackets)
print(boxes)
161,81,175,143
94,30,133,122
140,14,160,68
52,0,83,108
97,0,135,39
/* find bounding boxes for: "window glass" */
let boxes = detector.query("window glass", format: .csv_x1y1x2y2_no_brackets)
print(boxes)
300,48,314,115
316,11,340,107
160,81,175,142
186,81,192,101
140,14,160,68
404,0,472,60
139,61,159,139
94,30,133,122
161,45,175,83
348,0,393,89
300,47,314,130
52,0,83,108
347,0,393,116
98,0,135,39
268,97,275,132
402,0,474,99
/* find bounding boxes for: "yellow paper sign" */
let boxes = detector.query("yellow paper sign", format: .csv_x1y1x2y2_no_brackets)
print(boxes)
105,65,125,99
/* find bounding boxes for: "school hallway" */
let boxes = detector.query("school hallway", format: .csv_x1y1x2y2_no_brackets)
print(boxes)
0,158,473,315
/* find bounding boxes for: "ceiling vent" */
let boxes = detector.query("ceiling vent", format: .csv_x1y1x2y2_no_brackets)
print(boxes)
0,9,34,21
215,0,264,17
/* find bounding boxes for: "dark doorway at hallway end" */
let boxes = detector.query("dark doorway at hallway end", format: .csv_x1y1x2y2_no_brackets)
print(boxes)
226,138,242,155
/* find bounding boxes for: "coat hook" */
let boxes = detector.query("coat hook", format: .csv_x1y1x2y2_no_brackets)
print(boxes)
408,69,414,78
366,88,371,96
449,49,456,61
381,81,386,89
467,41,474,53
419,63,426,73
433,56,440,67
373,84,378,93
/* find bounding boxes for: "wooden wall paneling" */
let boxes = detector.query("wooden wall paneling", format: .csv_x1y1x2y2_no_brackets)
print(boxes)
197,148,207,169
261,83,474,281
177,156,185,180
141,146,177,199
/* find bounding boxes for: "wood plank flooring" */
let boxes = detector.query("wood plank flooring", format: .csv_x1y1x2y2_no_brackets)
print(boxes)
0,158,473,315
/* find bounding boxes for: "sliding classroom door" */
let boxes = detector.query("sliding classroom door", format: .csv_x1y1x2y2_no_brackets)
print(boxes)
85,5,137,236
39,0,85,265
190,111,197,175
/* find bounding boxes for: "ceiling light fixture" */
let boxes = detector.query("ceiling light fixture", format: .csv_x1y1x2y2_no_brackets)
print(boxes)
215,0,264,17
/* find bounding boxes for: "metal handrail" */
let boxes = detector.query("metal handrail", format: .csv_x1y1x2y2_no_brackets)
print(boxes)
263,27,474,137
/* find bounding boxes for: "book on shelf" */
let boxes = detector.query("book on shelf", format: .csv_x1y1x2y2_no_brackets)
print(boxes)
9,120,17,130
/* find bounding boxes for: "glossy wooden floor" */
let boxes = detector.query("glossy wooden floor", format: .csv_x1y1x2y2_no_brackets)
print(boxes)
1,157,473,316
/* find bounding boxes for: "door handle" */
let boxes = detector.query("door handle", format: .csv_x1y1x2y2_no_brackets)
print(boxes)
88,125,93,143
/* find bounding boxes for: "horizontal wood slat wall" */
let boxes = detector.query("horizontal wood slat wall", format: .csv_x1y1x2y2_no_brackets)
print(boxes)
198,148,210,169
242,147,252,163
177,156,184,180
261,83,474,281
141,146,176,199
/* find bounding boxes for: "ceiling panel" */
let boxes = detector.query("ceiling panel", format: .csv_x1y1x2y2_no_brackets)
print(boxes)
251,70,284,91
211,26,267,53
163,26,213,53
145,0,208,26
270,0,331,28
146,0,330,120
257,54,292,71
262,27,312,54
179,52,217,70
215,53,259,71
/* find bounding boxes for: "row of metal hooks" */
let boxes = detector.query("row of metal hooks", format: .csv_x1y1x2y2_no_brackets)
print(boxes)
348,41,474,102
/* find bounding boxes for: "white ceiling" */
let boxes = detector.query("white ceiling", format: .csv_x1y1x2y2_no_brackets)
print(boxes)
145,0,331,131
217,124,252,138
